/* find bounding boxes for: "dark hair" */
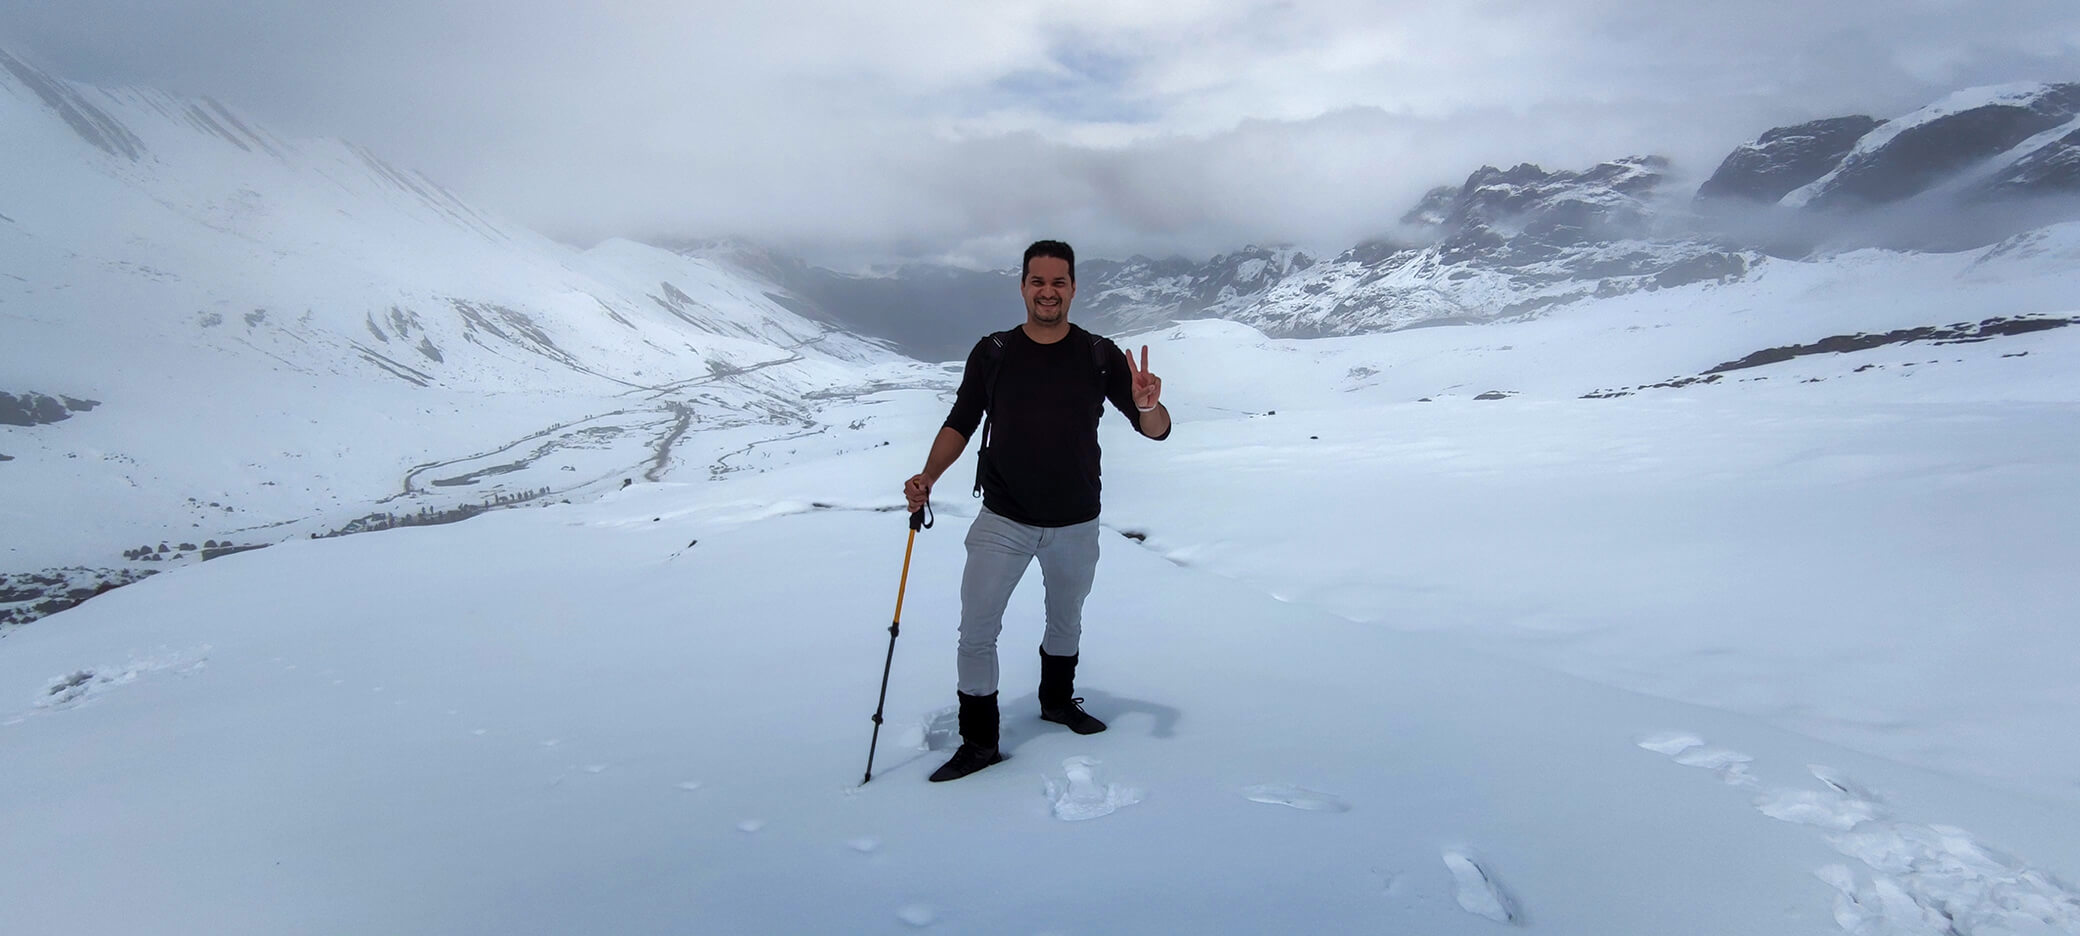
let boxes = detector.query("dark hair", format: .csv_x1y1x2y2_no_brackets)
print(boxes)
1022,240,1076,283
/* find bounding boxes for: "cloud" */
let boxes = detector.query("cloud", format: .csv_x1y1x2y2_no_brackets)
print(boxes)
7,0,2079,267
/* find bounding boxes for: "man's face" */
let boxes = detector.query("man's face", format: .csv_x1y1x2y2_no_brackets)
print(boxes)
1021,257,1075,326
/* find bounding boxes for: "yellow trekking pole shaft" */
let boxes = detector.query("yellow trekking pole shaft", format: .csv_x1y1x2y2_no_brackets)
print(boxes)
863,504,931,784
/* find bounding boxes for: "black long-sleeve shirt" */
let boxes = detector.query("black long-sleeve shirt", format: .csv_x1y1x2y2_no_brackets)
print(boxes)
943,324,1168,527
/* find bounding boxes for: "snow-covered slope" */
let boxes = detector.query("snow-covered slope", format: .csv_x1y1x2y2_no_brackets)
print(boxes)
3,260,2077,931
0,48,889,394
0,48,911,615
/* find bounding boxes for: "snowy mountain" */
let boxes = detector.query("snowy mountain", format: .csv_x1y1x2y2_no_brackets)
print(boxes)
1784,82,2080,211
0,48,910,621
1212,156,1753,336
718,83,2080,348
1695,116,1888,205
0,48,892,391
741,156,1752,341
1698,82,2080,252
1073,245,1320,334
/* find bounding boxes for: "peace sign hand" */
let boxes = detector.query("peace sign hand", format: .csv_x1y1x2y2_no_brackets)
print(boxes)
1125,345,1162,411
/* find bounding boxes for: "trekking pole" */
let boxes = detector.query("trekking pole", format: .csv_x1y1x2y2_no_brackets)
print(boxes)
863,502,932,785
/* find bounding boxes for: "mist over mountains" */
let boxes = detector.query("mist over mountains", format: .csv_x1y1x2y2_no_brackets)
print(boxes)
692,81,2080,360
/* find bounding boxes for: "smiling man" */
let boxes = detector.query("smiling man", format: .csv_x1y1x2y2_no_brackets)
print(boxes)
902,239,1171,782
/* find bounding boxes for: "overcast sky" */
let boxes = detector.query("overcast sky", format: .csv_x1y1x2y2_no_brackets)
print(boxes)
7,1,2080,268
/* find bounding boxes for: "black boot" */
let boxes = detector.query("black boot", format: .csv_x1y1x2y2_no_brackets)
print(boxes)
929,691,1005,782
1038,648,1107,735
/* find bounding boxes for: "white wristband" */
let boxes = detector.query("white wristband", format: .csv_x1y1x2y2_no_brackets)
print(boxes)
1137,403,1158,412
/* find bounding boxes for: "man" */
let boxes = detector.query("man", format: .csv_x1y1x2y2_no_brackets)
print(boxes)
902,239,1170,783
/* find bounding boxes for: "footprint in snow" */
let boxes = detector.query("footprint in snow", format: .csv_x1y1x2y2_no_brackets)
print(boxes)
1634,731,1704,756
919,706,960,752
1240,783,1350,812
1044,756,1143,821
1776,765,2080,932
1642,734,2080,931
34,651,209,711
1675,747,1756,786
43,670,100,707
1754,787,1881,832
1635,731,1754,786
1442,849,1521,924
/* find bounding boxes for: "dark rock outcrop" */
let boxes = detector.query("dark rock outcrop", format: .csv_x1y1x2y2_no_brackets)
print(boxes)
0,567,158,630
1696,116,1882,204
1,392,100,427
1704,316,2075,373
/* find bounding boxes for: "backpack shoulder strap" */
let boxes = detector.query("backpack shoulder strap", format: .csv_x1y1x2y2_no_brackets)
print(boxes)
980,328,1016,418
974,329,1014,497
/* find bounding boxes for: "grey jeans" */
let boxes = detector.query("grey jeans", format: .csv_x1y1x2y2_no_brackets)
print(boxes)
957,507,1102,696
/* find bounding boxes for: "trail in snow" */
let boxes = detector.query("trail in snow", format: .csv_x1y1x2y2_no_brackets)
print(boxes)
1640,733,2080,933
